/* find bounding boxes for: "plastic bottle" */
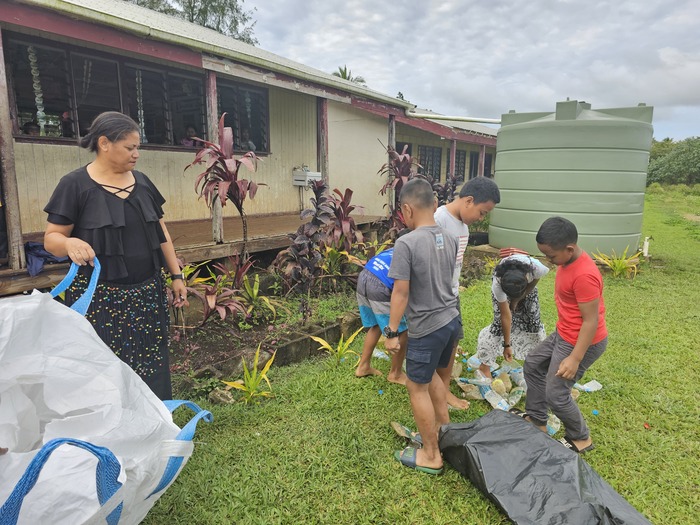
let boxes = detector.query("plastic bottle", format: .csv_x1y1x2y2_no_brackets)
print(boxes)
466,354,481,370
546,414,561,436
479,385,510,411
509,367,527,391
467,369,492,386
491,378,507,396
507,386,525,406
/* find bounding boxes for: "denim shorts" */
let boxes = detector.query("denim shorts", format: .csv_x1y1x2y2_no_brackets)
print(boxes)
406,316,462,384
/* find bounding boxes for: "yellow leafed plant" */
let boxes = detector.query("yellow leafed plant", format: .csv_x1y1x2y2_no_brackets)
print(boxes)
592,246,643,279
310,327,363,365
222,344,275,404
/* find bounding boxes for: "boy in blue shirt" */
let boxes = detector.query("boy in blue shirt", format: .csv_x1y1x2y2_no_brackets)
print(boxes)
385,178,461,475
356,248,407,384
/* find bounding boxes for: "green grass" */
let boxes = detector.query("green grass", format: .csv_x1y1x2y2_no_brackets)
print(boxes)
146,190,699,524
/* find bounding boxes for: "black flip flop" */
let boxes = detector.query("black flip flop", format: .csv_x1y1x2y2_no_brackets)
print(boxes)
559,436,595,454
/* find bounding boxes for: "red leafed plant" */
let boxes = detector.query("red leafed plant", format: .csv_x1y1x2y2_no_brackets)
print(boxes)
327,187,364,252
186,113,264,254
375,144,421,241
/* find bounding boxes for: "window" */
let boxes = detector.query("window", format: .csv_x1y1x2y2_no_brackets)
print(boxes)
7,40,72,137
469,151,480,179
446,150,467,182
417,145,442,180
125,66,169,145
484,153,493,178
218,81,269,153
395,141,412,155
71,54,121,136
5,32,207,146
168,74,206,146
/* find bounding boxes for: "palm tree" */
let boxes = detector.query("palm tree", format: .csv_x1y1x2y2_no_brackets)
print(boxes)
332,65,366,86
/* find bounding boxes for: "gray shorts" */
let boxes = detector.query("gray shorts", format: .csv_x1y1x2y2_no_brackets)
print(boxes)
406,316,462,384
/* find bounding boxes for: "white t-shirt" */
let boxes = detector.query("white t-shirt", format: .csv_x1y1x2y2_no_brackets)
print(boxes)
434,205,469,296
492,254,549,303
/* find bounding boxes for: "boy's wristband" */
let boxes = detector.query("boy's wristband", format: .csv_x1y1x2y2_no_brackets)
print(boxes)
171,273,184,281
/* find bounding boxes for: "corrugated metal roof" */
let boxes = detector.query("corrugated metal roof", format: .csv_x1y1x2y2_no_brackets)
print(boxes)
16,0,414,108
414,108,498,137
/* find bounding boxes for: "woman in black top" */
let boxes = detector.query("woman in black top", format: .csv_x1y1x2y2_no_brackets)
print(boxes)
44,111,188,400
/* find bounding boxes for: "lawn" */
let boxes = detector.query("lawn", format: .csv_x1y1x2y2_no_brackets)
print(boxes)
145,187,699,524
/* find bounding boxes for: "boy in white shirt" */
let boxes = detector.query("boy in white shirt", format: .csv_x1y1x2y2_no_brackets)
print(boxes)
434,176,501,408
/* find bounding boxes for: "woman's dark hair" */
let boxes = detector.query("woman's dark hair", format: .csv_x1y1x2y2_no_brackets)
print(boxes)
494,257,532,299
536,216,578,249
80,111,140,152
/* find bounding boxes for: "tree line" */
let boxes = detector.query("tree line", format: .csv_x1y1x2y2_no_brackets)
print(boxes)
647,137,700,185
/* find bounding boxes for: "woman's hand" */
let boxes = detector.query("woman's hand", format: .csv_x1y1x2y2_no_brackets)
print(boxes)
171,279,189,308
64,238,96,266
503,345,514,362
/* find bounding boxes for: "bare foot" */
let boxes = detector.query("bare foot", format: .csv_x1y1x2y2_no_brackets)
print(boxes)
523,415,547,433
446,392,470,410
387,372,407,385
415,447,444,470
355,367,383,378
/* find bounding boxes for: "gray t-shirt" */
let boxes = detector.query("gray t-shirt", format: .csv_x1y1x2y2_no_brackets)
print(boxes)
389,225,459,338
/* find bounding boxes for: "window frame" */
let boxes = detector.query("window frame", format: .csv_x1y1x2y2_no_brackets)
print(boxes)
217,78,271,155
417,145,442,181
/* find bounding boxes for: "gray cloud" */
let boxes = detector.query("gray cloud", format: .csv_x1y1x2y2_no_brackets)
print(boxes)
247,0,700,139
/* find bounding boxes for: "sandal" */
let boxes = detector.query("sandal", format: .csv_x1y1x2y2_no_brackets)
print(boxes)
559,436,595,454
390,421,423,448
394,447,443,475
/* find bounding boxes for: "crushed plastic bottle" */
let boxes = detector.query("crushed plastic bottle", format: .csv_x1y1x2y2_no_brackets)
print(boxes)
573,380,603,392
466,369,492,386
466,354,481,370
507,386,525,407
496,372,512,392
372,348,390,360
491,378,507,397
546,414,561,436
509,367,527,391
479,385,510,411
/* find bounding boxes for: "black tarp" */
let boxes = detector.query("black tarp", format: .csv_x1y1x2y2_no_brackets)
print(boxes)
439,410,652,525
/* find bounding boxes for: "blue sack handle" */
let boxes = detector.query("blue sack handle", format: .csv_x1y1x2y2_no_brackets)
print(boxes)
148,400,213,497
51,257,101,316
0,438,123,525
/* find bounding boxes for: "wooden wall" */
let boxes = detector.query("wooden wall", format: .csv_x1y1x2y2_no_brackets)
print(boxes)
13,86,319,234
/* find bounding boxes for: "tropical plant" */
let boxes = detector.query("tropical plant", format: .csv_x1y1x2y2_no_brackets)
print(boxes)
431,172,459,206
332,65,366,86
327,188,364,252
592,247,643,279
186,113,264,253
319,246,363,292
274,180,333,294
647,137,700,185
310,327,363,366
222,345,275,404
211,252,254,290
375,144,421,241
352,238,393,263
188,274,247,326
235,274,288,323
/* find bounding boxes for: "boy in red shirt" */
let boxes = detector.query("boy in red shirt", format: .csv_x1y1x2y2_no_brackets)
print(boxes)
523,217,607,453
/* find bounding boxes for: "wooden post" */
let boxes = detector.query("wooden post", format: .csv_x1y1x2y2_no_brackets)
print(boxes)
0,28,25,270
317,98,329,183
449,139,457,182
205,70,223,243
387,114,396,209
478,144,486,177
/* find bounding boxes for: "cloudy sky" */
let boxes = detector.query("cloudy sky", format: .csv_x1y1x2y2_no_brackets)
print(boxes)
245,0,699,140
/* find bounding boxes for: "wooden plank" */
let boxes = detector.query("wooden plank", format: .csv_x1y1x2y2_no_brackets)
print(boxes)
0,28,25,270
202,56,351,104
317,98,329,182
478,145,486,177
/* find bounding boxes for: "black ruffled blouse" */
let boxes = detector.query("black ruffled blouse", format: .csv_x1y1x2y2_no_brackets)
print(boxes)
44,167,167,284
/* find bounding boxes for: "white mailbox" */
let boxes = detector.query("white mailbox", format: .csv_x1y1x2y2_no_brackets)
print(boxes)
292,169,323,186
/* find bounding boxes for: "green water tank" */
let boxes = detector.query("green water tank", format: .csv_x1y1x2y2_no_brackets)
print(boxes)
489,100,653,255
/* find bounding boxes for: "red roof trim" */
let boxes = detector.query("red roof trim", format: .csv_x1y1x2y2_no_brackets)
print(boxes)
351,97,496,146
0,3,202,68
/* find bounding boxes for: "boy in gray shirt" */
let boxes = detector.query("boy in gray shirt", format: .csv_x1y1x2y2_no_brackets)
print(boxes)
384,178,461,475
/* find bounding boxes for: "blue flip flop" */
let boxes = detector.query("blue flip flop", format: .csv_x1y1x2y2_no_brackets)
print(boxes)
390,421,423,448
394,447,443,475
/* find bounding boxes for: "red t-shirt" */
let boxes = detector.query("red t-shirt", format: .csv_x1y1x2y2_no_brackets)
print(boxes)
554,251,607,345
